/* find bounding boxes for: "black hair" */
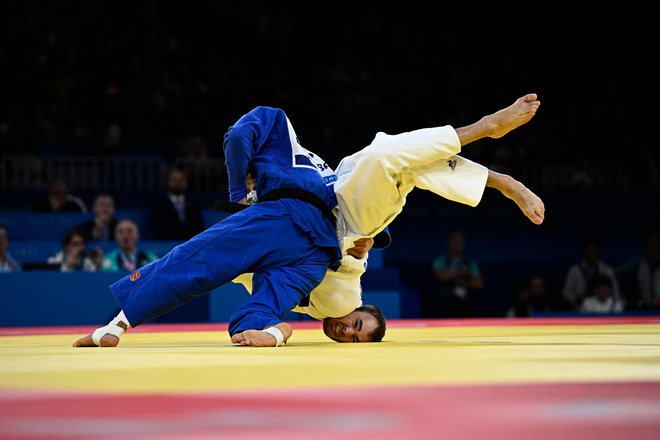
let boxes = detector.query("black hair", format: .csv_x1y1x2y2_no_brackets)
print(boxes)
355,304,386,342
61,228,85,247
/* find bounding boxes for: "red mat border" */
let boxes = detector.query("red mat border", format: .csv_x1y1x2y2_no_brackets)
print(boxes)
1,316,659,336
2,381,660,440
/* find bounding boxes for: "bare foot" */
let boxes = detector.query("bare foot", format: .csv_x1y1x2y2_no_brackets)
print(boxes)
485,93,541,139
72,333,120,347
455,94,541,146
501,176,545,225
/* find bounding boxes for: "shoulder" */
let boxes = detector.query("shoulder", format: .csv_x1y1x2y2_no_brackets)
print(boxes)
101,251,119,270
432,255,447,268
238,106,286,123
7,254,21,270
599,261,616,273
48,251,64,263
140,249,159,261
567,264,581,273
103,249,120,259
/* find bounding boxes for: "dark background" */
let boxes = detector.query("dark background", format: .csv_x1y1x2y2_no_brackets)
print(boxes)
2,2,657,168
2,1,658,316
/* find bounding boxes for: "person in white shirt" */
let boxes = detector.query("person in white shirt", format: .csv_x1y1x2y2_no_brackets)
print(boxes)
580,275,624,314
562,236,621,310
48,229,99,272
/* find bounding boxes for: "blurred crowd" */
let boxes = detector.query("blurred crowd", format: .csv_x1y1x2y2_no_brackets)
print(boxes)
1,1,659,318
3,1,658,191
418,230,660,318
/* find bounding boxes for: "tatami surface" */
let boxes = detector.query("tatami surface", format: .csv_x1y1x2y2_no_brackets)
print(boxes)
1,317,659,439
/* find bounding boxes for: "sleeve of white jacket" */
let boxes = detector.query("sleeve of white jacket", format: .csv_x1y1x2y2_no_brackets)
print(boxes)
411,154,489,207
292,254,366,320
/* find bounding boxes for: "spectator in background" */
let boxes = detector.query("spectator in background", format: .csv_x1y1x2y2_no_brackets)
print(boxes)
75,192,119,242
47,229,102,272
561,236,621,311
618,230,660,310
150,168,205,241
102,219,158,272
421,230,484,318
0,224,21,273
32,180,88,213
580,275,624,314
507,274,550,318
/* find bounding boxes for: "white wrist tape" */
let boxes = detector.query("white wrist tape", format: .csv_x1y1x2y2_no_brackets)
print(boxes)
263,326,285,347
246,190,258,205
91,311,130,346
91,322,126,346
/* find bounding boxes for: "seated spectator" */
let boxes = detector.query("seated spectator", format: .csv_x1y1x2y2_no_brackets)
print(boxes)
561,236,621,311
150,168,205,240
0,224,21,272
506,274,550,318
33,180,88,213
421,230,484,318
580,275,624,314
75,192,119,242
47,229,103,272
102,219,159,272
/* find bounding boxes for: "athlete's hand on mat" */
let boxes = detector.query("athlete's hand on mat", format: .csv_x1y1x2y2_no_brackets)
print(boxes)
346,237,374,259
231,323,292,347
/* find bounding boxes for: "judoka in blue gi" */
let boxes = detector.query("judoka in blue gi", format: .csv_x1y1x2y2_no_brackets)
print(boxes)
73,93,545,348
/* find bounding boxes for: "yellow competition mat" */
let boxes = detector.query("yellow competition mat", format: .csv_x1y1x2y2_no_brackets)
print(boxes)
2,319,659,394
2,317,660,440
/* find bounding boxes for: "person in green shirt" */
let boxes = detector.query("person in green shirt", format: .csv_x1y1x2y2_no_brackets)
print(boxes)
102,219,158,272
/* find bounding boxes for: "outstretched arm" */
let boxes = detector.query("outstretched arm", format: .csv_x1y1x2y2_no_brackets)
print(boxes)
223,106,286,202
231,323,293,347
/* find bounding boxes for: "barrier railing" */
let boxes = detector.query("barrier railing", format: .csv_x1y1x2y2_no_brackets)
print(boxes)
0,155,227,191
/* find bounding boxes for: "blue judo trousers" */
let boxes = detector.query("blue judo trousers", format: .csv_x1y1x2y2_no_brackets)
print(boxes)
110,106,342,335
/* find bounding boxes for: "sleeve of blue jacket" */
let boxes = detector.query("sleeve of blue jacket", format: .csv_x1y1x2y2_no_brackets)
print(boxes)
223,106,283,202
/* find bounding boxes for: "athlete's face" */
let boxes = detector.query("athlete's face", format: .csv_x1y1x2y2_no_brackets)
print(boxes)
323,311,379,343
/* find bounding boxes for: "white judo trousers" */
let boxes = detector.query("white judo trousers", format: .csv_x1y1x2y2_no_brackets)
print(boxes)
334,124,487,243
